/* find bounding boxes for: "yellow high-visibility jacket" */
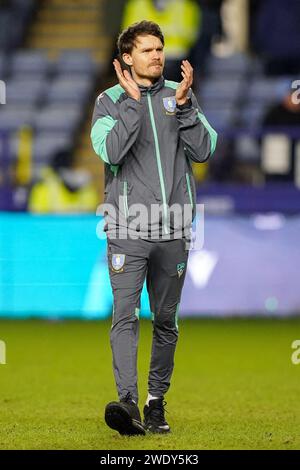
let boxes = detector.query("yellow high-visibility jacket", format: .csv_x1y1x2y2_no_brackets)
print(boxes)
122,0,201,59
28,168,98,214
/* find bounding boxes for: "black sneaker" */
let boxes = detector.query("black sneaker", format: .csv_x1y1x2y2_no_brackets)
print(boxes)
143,398,171,433
104,392,146,436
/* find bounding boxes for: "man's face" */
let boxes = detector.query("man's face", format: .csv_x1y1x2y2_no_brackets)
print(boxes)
123,34,165,80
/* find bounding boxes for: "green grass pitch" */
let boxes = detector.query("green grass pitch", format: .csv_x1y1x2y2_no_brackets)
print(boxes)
0,318,299,450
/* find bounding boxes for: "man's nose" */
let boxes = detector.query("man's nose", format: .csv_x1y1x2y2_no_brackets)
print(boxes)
151,51,160,61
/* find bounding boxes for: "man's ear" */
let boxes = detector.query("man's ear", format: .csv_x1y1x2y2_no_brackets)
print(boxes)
122,53,133,67
118,54,131,74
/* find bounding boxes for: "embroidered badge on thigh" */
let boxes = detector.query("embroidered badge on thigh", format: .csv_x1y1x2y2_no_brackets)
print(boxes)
111,254,126,273
177,262,186,278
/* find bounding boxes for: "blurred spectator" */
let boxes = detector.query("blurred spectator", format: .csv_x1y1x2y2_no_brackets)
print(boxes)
190,0,224,76
0,0,11,50
0,0,36,51
253,0,300,76
28,149,98,214
263,92,300,128
261,91,300,182
121,0,201,81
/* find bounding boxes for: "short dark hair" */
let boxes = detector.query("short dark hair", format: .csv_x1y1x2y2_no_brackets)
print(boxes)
117,20,164,56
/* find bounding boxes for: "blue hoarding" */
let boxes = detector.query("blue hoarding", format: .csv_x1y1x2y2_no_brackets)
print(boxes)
0,213,299,318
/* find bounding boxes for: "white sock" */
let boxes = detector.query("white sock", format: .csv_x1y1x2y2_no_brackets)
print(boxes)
146,393,159,406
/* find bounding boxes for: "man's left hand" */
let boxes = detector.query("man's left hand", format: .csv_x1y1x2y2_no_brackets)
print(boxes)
176,60,193,106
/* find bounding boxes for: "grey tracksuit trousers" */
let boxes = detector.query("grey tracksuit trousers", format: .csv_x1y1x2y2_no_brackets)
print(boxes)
107,236,189,404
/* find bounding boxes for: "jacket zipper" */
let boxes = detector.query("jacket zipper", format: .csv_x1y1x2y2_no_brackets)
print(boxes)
185,172,194,210
123,181,129,221
147,92,169,235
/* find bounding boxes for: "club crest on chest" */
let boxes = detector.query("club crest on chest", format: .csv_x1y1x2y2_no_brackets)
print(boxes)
163,96,176,114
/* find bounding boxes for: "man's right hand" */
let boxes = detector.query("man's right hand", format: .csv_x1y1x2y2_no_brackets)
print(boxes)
113,59,141,102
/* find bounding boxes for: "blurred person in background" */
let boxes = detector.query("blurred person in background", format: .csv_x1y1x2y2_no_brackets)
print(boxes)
0,0,12,49
28,149,98,214
121,0,201,82
189,0,224,76
261,89,300,182
0,0,36,51
263,91,300,129
253,0,300,76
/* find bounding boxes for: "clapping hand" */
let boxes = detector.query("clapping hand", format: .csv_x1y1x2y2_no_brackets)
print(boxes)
113,59,141,102
176,60,193,106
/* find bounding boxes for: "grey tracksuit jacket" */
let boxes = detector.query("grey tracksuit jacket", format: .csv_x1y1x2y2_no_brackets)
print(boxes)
91,75,217,239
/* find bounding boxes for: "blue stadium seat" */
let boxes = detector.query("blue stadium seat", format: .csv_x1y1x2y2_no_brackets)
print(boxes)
0,105,35,131
33,132,73,163
239,103,269,129
10,50,50,77
6,78,47,105
9,130,72,167
34,104,82,133
200,104,238,124
55,50,98,75
247,77,291,104
235,136,260,162
45,76,93,104
199,77,244,105
204,108,237,130
206,53,251,77
239,76,294,129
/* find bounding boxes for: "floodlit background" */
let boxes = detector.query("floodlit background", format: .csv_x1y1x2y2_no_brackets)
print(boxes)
0,0,299,450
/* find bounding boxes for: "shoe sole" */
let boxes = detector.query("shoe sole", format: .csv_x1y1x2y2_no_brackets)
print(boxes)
105,403,146,436
145,425,171,434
